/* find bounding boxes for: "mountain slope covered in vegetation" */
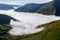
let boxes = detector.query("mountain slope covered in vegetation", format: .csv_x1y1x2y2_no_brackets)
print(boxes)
0,20,60,40
15,3,45,12
36,1,56,15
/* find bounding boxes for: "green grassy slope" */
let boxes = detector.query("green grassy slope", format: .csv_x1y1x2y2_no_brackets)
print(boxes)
36,1,56,15
22,20,60,40
0,20,60,40
0,24,12,40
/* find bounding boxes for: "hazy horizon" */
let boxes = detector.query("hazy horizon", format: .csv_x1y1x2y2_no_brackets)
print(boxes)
0,0,52,5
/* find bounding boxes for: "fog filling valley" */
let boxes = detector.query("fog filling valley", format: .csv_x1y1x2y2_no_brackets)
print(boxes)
0,10,60,36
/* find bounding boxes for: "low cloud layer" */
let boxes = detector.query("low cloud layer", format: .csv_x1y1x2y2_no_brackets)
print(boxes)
0,10,60,36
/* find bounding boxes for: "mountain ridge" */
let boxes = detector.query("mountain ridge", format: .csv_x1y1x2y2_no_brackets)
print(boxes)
15,3,45,12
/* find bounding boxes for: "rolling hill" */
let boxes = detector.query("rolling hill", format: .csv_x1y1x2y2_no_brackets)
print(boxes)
36,1,56,15
15,1,56,15
0,0,60,40
22,20,60,40
0,4,14,10
0,20,60,40
15,3,45,12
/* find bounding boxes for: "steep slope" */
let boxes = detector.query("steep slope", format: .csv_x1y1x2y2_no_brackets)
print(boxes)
22,20,60,40
0,20,60,40
0,10,60,40
0,24,12,35
15,3,45,12
0,10,60,36
0,4,14,10
36,1,56,15
0,14,17,24
0,24,12,40
53,0,60,16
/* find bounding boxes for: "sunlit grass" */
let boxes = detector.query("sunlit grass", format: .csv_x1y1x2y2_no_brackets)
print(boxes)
0,20,60,40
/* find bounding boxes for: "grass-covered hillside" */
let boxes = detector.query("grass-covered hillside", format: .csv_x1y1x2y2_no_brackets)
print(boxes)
0,20,60,40
15,3,45,12
15,1,56,15
36,1,56,15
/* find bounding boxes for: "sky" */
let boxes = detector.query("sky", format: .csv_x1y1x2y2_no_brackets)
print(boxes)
0,0,53,5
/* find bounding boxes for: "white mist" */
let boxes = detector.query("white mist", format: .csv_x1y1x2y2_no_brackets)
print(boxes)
0,10,60,36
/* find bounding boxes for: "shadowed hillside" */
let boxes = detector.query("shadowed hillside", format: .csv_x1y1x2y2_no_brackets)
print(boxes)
53,0,60,16
0,0,60,40
0,20,60,40
15,3,45,12
0,14,18,24
0,4,14,10
36,1,56,15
